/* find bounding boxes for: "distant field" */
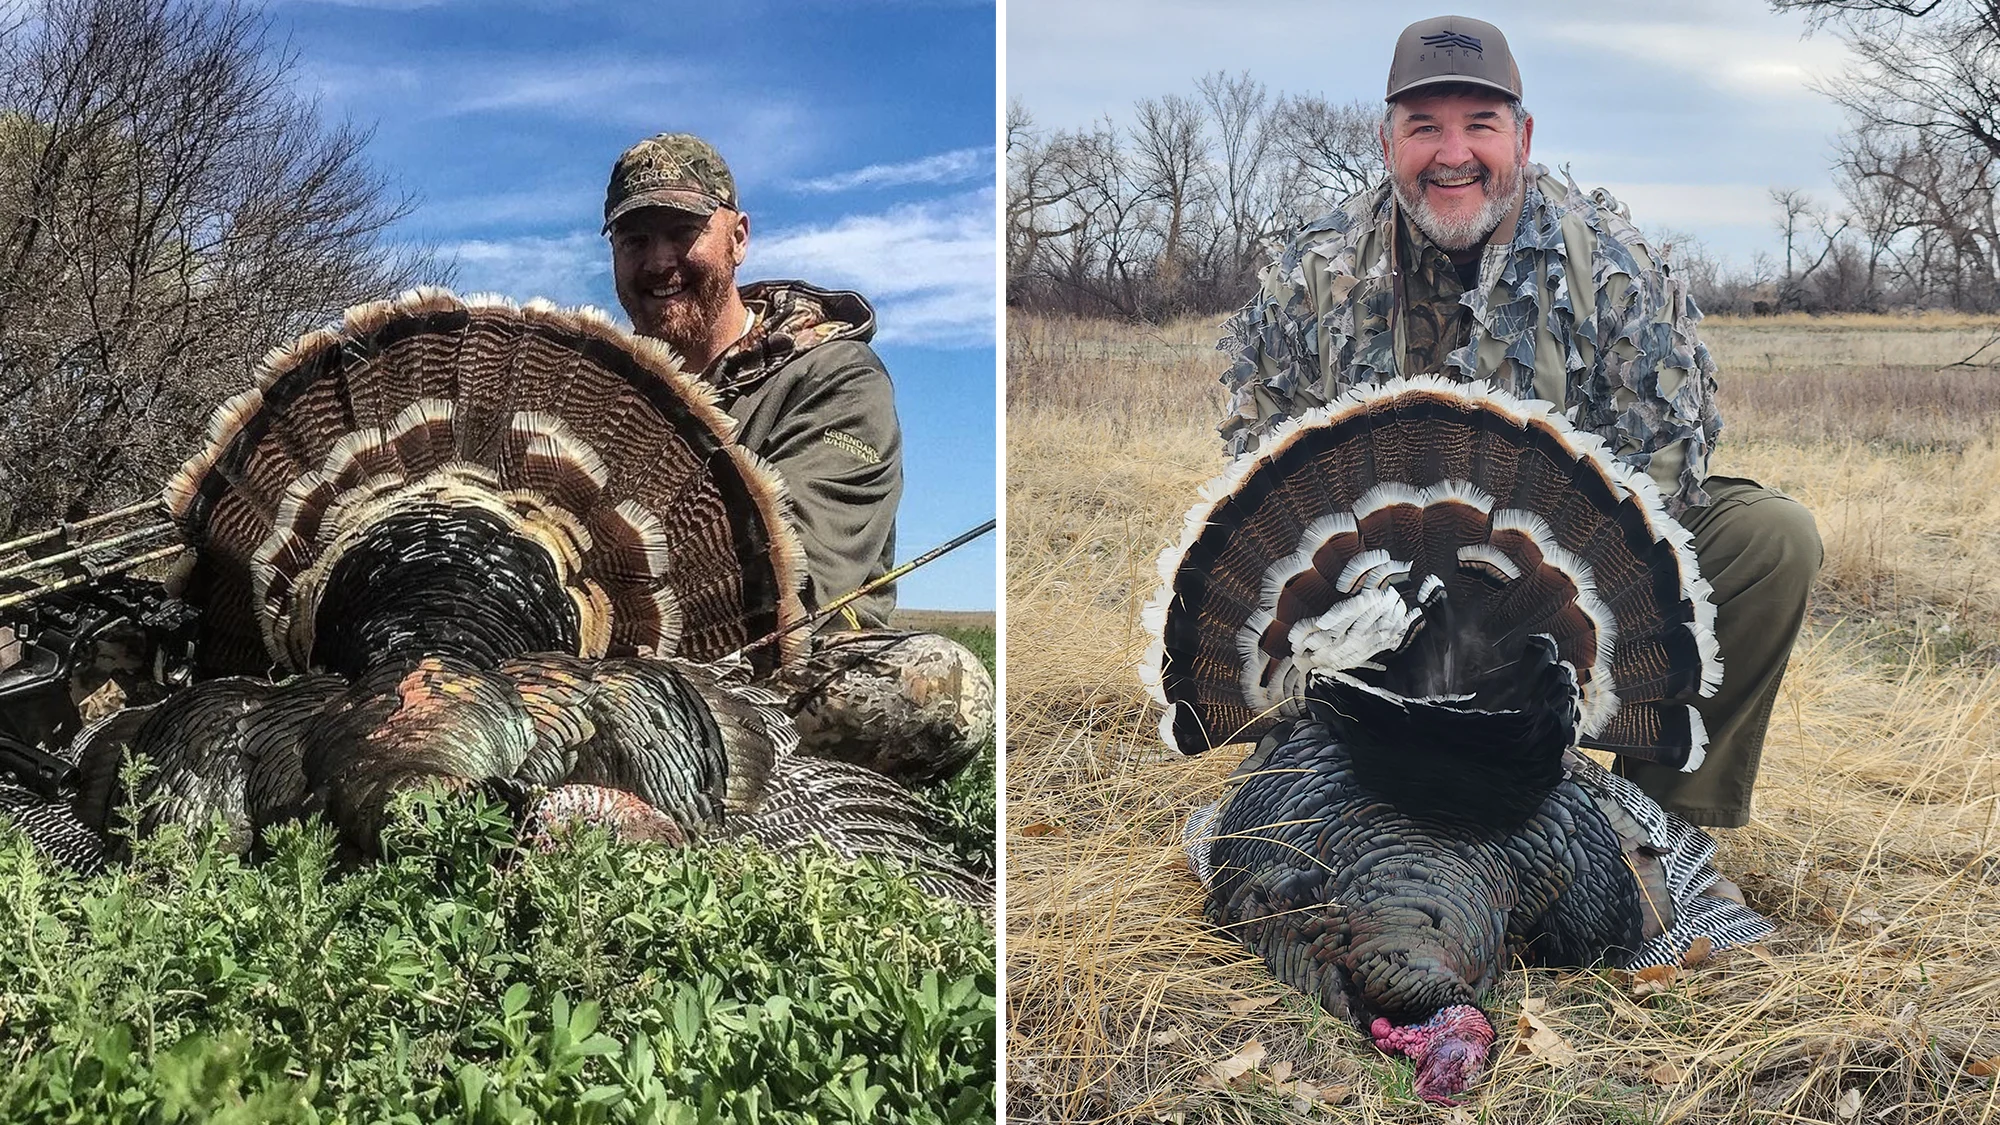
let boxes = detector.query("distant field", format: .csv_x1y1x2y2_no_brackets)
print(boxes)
1004,311,2000,1124
1703,313,2000,372
892,608,998,633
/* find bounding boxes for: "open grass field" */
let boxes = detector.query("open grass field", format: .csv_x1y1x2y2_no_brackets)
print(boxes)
1003,312,2000,1123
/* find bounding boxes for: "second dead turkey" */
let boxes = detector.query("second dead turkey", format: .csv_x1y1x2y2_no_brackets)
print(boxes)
1145,376,1771,1104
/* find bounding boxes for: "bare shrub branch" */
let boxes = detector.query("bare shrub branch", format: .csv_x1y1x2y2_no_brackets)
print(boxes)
0,0,449,533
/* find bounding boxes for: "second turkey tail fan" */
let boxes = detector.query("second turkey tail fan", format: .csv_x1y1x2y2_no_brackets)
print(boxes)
1143,375,1721,808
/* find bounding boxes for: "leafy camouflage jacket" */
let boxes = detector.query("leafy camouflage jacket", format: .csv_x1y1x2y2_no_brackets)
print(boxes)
706,281,901,629
1219,164,1721,514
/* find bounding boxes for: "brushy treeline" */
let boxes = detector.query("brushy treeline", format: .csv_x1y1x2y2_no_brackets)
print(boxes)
0,0,442,536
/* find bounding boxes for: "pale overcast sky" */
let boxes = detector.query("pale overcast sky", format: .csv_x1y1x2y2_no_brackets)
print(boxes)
1007,0,1858,271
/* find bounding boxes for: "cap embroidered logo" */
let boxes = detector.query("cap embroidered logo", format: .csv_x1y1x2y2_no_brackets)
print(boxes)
1420,31,1483,53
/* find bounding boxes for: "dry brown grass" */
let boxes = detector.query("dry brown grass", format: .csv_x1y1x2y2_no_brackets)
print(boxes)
1004,312,2000,1123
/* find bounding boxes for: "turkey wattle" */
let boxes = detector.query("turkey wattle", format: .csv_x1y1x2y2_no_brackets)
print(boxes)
1146,376,1772,1102
4,289,982,904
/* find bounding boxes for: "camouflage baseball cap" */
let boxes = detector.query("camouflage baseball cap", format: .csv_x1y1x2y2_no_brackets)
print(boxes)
602,133,739,232
1386,16,1522,102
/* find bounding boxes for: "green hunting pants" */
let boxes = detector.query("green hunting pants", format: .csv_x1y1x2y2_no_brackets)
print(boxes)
1616,476,1822,827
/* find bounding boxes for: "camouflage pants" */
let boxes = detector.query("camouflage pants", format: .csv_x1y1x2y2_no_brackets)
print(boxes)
1617,476,1823,827
770,630,995,787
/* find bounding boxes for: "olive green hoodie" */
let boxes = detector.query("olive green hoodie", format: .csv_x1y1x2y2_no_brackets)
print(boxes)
705,281,900,629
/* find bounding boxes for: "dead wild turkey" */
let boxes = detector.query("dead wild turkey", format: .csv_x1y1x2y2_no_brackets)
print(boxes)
1144,376,1772,1103
1,289,982,903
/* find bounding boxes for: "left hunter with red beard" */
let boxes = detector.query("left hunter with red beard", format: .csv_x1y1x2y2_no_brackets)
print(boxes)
597,130,996,800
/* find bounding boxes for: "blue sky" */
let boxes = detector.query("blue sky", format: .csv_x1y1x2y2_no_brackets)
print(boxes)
1009,0,1856,273
267,0,998,612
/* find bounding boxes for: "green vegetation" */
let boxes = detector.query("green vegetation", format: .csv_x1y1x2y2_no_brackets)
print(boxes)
0,627,999,1123
0,792,993,1123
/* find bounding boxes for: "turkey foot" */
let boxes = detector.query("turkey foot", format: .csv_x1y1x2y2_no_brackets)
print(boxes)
1369,1004,1494,1105
522,784,687,848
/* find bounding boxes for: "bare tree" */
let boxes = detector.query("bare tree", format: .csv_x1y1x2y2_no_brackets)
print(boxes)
0,0,445,533
1769,189,1851,309
1128,94,1207,304
1775,0,2000,317
1194,71,1277,293
1006,100,1084,295
1007,81,1383,319
1266,94,1385,211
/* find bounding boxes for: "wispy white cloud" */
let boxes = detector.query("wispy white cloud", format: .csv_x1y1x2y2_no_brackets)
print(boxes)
269,0,454,9
440,61,686,118
291,59,424,102
421,63,818,181
1542,19,1850,99
437,231,606,308
421,190,997,348
413,185,599,234
747,189,995,348
792,147,993,193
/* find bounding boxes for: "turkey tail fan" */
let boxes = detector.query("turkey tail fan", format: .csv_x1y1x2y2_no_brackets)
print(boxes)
162,288,807,680
1143,375,1721,771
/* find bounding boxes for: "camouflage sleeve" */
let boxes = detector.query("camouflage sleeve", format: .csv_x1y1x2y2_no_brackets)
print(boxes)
749,341,903,628
1217,206,1370,458
1582,194,1721,516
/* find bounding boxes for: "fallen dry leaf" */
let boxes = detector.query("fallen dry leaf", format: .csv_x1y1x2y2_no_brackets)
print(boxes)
1443,1108,1476,1125
1846,906,1889,933
1680,935,1714,968
1513,1007,1578,1067
1835,1086,1862,1119
1646,1060,1685,1085
1203,1039,1266,1087
1272,1079,1353,1111
1633,963,1679,998
1705,1043,1749,1065
1018,823,1066,838
1227,995,1280,1016
1312,1082,1353,1106
1266,1058,1293,1084
1521,996,1548,1015
1747,944,1778,967
1968,1054,2000,1078
1150,1026,1186,1047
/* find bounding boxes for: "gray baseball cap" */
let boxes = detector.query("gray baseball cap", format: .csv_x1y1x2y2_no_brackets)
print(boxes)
1386,16,1522,102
